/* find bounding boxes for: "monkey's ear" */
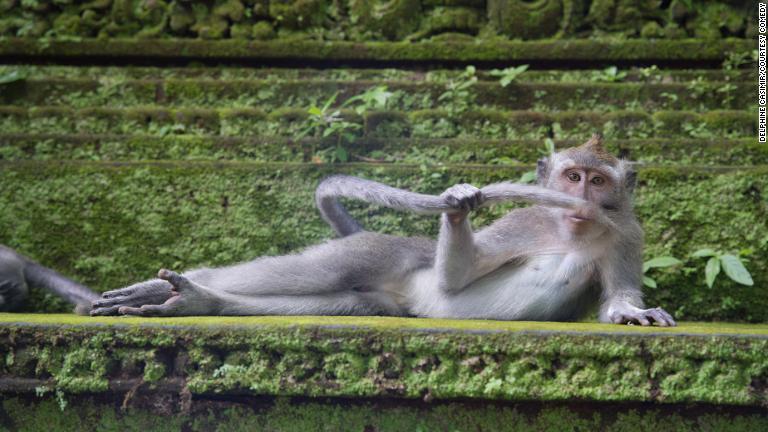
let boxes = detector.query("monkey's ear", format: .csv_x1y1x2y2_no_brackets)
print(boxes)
625,169,637,192
536,158,549,184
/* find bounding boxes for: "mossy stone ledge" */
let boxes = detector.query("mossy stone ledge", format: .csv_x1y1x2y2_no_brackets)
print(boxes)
0,315,766,404
0,39,752,65
2,315,767,430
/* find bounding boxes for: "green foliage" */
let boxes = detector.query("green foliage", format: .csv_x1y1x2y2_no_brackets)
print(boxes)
437,66,477,114
488,64,529,87
590,66,627,83
344,85,393,114
642,256,682,289
0,69,25,85
691,249,754,289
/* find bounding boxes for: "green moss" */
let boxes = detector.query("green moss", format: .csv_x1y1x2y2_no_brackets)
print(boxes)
2,396,767,431
3,78,751,111
268,0,324,30
487,0,564,39
0,38,752,62
3,106,750,139
251,20,275,40
348,0,421,41
1,134,764,166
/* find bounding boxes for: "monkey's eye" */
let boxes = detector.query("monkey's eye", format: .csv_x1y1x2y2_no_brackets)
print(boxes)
591,176,605,185
567,172,581,182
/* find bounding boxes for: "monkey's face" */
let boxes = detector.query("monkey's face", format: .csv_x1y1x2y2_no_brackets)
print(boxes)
550,163,621,236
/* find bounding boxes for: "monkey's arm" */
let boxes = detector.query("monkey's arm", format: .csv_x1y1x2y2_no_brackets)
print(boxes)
597,226,676,326
433,181,613,294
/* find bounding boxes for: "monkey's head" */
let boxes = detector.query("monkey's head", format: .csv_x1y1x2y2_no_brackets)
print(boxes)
536,133,637,234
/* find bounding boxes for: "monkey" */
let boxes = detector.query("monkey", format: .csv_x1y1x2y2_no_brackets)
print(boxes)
0,134,675,326
0,245,99,314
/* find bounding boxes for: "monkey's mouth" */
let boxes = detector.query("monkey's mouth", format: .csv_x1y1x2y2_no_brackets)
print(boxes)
566,213,591,223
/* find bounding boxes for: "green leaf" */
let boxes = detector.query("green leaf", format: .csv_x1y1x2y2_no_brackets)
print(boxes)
720,254,754,286
335,146,349,163
543,138,555,154
321,92,338,112
307,106,323,116
643,256,682,272
0,70,25,85
705,257,720,288
642,276,657,288
518,170,537,184
692,248,717,258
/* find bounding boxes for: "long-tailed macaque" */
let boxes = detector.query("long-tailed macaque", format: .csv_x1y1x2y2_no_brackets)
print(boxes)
0,135,675,326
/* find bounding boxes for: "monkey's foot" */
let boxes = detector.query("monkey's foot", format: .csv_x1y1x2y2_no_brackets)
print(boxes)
93,269,219,317
610,306,676,327
91,278,175,316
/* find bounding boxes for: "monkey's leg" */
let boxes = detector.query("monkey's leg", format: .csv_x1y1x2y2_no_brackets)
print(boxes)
114,270,404,317
92,232,434,316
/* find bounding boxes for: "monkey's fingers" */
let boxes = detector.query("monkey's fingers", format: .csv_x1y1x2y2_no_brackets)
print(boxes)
101,287,135,299
648,307,676,327
118,295,181,317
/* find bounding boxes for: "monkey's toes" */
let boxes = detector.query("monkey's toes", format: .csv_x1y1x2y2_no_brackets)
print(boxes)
157,268,195,293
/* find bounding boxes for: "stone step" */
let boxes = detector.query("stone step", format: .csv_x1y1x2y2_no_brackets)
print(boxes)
0,315,766,409
1,134,763,166
0,65,754,83
0,39,752,66
1,161,765,321
1,78,751,112
0,107,754,139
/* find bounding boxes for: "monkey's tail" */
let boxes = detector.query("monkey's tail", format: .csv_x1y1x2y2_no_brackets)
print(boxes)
23,261,100,315
315,175,449,236
315,175,619,237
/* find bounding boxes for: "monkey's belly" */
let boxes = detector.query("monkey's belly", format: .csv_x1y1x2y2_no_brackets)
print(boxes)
406,254,594,320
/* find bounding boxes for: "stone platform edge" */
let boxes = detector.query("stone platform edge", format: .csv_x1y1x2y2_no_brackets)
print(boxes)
0,314,766,407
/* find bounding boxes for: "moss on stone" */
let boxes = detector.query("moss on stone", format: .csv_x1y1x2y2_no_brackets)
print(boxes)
2,395,767,431
487,0,563,39
0,314,766,406
0,38,752,63
0,106,753,139
2,78,752,112
0,134,764,166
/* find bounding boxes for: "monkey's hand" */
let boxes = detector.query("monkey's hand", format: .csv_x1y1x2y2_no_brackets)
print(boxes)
91,269,219,316
441,183,484,223
607,303,677,327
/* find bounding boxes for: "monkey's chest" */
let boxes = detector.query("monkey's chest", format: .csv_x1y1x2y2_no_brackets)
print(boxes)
433,254,595,320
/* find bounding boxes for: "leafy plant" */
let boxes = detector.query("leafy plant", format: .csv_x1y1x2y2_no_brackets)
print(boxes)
0,70,25,85
438,65,477,114
590,66,627,83
638,65,660,81
722,50,756,71
642,256,682,288
489,64,529,87
344,85,393,114
691,249,754,288
298,92,360,163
